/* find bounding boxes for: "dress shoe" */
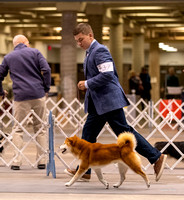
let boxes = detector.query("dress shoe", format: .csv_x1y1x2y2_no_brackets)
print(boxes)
64,168,91,181
11,165,20,170
37,164,46,169
154,154,167,181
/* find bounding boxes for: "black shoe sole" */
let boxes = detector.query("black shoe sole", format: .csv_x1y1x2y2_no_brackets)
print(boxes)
11,165,20,170
37,164,46,169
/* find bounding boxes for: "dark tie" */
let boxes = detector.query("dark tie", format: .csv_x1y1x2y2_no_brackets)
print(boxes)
84,51,89,77
86,50,89,57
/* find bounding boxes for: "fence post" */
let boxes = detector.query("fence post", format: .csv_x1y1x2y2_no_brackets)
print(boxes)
148,100,154,129
46,111,56,178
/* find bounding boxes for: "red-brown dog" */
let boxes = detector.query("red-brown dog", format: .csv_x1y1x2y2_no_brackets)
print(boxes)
60,132,150,189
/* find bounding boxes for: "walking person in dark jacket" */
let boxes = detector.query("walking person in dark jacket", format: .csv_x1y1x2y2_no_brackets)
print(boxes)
0,35,51,170
140,67,152,102
166,67,180,99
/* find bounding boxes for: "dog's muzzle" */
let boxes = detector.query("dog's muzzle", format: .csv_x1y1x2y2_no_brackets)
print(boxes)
60,144,67,154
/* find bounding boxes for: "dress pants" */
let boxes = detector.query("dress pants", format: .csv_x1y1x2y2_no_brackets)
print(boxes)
12,96,47,166
81,101,161,175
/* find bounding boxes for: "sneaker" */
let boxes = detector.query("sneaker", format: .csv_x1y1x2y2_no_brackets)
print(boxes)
64,168,91,182
37,164,46,169
11,165,20,170
154,154,167,182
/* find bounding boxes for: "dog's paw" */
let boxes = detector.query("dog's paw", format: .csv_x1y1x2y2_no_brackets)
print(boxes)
147,182,151,188
65,182,71,187
113,183,120,188
105,183,109,189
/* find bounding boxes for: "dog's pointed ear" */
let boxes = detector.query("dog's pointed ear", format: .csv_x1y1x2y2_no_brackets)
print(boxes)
67,137,74,145
66,135,77,146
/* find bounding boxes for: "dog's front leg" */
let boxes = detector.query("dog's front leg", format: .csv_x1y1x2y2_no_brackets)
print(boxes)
65,167,86,187
113,163,128,188
94,168,109,189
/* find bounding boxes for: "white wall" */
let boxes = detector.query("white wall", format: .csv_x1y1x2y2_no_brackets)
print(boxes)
76,47,85,63
47,47,60,63
160,51,184,66
46,45,85,64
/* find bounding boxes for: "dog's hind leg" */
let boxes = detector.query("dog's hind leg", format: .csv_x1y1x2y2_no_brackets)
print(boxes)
128,160,150,188
135,169,150,188
124,153,150,188
113,163,128,188
94,168,109,189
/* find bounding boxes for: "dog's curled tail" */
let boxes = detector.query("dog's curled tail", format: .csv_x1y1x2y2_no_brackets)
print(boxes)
117,132,137,150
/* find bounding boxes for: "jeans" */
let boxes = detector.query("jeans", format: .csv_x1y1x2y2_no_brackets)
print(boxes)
81,108,161,175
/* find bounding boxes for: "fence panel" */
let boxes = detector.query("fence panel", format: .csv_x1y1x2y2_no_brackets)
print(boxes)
0,97,183,171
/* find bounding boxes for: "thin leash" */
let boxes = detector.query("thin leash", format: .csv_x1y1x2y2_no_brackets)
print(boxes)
76,88,82,137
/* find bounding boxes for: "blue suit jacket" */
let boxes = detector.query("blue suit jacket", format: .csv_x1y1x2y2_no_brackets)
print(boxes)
84,40,130,115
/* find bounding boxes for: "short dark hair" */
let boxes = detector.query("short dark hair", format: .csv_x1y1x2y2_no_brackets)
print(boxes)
73,23,94,36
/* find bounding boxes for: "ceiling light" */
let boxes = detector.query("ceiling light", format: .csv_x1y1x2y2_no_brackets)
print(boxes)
103,26,110,35
172,27,184,31
126,13,170,17
166,47,178,52
159,42,178,52
45,13,62,17
113,6,168,11
77,13,86,17
23,19,33,23
20,11,34,16
26,7,57,11
148,24,184,27
102,35,110,40
77,18,88,22
0,19,5,23
4,14,17,18
53,27,62,32
146,18,181,22
11,24,38,27
5,19,20,23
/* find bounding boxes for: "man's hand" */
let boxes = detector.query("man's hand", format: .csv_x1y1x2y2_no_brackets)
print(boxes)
45,93,49,98
77,81,86,90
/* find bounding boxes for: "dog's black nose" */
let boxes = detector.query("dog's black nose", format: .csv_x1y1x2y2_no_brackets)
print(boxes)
62,148,67,153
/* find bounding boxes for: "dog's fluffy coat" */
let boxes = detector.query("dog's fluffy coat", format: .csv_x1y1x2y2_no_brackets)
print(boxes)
60,132,150,189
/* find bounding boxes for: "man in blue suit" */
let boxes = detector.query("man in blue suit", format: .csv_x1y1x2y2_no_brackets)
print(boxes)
65,23,166,182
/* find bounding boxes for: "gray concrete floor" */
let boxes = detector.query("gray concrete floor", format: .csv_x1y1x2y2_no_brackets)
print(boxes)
0,164,184,200
0,129,184,199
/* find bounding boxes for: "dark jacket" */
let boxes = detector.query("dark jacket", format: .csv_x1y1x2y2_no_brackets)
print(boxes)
0,43,51,101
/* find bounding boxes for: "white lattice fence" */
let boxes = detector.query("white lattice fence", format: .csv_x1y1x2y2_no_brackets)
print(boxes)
0,97,184,170
50,97,184,171
0,98,48,167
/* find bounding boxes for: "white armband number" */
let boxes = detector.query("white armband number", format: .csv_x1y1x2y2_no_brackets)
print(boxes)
97,62,114,73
